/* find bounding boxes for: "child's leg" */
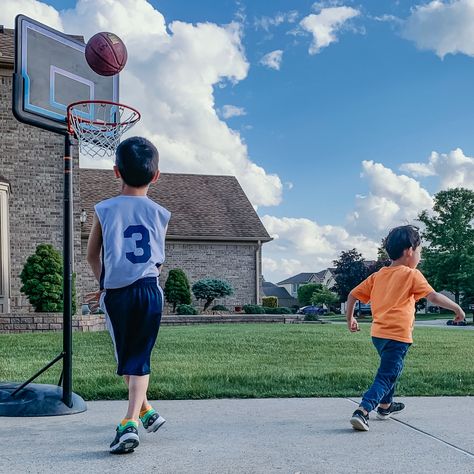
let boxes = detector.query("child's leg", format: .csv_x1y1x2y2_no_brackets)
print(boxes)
123,375,150,412
359,338,410,413
125,375,150,421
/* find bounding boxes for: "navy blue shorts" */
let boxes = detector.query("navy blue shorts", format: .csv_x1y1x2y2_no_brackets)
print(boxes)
102,277,163,376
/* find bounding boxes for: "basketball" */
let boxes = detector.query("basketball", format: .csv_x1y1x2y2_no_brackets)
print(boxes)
85,32,127,76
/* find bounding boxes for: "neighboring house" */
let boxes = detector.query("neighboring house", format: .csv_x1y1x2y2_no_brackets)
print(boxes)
321,268,337,290
262,281,298,308
0,26,271,315
277,271,326,298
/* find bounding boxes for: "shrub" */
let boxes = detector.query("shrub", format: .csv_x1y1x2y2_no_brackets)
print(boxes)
20,244,76,313
211,305,229,311
304,313,320,321
192,279,234,311
164,269,192,312
262,296,278,308
177,304,198,315
243,304,265,314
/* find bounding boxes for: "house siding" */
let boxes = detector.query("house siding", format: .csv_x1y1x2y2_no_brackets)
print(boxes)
80,238,261,311
0,70,82,312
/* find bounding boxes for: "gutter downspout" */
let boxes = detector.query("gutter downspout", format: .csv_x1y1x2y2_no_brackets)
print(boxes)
255,240,261,304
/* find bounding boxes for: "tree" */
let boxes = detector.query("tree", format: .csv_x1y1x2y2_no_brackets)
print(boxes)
418,188,474,304
297,283,323,306
20,243,76,313
164,269,192,312
332,249,369,302
311,286,338,307
368,243,391,275
192,279,234,311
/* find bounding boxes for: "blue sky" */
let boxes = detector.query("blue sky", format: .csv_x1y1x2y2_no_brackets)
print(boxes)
4,0,474,282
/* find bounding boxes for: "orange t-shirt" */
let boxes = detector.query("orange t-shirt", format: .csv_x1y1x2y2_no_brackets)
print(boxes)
351,266,434,343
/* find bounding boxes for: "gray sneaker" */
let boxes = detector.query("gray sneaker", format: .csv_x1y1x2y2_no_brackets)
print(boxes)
376,402,405,420
350,409,369,431
140,408,166,433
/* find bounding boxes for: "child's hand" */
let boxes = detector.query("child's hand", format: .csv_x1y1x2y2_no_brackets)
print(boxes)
85,290,104,312
454,307,466,323
347,317,360,333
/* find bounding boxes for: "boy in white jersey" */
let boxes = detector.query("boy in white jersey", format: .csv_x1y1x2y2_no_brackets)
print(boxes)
86,136,171,454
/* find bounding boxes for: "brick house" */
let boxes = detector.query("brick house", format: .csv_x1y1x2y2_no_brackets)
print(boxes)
0,27,270,316
79,170,271,310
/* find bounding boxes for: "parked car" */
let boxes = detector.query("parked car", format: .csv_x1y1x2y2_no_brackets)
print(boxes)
297,305,328,316
355,302,371,317
446,320,468,326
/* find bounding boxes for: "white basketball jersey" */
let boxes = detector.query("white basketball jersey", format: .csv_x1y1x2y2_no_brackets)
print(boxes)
95,195,171,289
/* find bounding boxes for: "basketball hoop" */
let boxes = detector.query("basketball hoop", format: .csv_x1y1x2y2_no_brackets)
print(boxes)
67,100,141,157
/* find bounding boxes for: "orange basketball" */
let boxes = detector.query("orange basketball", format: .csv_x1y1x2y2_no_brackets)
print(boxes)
85,32,127,76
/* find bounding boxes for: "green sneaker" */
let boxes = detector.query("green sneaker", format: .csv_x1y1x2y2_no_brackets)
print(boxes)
109,420,139,454
140,408,166,433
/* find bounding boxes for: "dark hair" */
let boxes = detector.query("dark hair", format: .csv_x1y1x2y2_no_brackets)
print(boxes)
115,137,159,187
384,225,421,260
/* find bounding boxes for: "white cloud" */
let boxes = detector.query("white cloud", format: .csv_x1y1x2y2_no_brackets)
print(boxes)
347,161,433,235
0,0,63,30
402,0,474,58
220,105,246,119
2,0,283,207
300,6,360,54
260,50,284,70
254,11,299,31
401,148,474,191
262,215,378,282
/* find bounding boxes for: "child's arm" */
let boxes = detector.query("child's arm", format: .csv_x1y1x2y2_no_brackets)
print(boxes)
346,292,360,332
426,292,465,321
86,212,103,282
85,213,103,311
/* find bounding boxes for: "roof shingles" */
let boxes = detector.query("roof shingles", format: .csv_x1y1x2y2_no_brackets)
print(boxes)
80,169,271,242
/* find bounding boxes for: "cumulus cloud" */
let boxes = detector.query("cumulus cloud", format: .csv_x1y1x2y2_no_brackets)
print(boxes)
347,161,433,235
260,50,284,70
300,6,360,54
1,0,283,207
402,0,474,58
401,148,474,190
0,0,63,30
262,215,378,282
220,105,246,119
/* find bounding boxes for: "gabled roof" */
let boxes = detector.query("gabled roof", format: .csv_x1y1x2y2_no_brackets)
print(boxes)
79,169,271,242
277,272,323,285
262,282,297,300
0,28,14,68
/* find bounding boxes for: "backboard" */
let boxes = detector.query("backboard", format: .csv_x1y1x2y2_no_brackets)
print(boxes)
13,15,119,135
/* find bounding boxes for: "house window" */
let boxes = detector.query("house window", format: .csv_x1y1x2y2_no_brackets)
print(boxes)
292,283,297,295
0,180,11,313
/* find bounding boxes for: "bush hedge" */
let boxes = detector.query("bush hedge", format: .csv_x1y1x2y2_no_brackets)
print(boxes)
177,304,198,315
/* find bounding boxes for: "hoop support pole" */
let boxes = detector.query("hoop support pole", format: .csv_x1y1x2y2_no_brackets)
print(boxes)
62,134,73,408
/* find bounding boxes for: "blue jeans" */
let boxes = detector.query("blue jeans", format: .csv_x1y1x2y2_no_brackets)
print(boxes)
360,337,411,413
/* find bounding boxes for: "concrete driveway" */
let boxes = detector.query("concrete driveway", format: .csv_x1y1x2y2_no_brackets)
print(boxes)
1,397,473,473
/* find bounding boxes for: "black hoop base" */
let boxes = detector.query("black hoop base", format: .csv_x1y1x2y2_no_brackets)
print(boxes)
0,383,86,417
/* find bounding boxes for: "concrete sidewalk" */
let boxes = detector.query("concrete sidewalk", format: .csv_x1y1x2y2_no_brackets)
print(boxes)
1,397,473,473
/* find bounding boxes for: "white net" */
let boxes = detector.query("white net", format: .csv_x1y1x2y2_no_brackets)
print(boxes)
67,101,140,158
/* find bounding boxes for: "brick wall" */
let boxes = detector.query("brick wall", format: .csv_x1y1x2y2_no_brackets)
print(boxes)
0,312,105,333
79,238,260,312
0,69,82,311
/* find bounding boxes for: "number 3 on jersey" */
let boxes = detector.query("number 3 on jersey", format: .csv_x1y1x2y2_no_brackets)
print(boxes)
124,225,151,264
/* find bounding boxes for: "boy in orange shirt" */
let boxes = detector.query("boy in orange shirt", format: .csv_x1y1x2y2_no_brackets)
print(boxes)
347,225,465,431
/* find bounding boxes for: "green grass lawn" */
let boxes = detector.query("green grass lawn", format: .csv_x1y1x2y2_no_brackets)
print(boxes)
0,324,472,400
